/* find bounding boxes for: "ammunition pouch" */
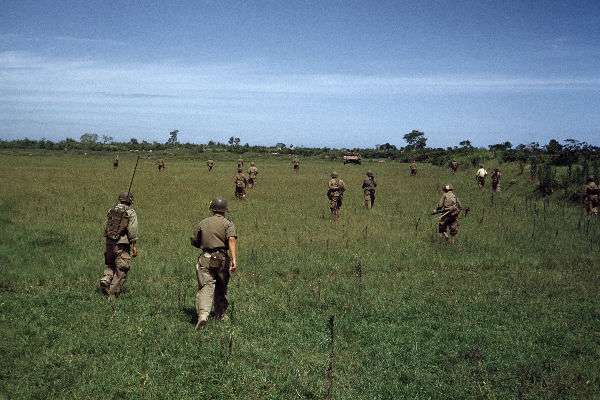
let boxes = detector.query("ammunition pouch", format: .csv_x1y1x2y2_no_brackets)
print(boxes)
198,249,228,270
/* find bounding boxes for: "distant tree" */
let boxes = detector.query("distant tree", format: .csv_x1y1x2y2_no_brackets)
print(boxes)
166,130,179,146
459,140,472,148
403,130,427,150
130,138,139,145
233,137,241,146
207,140,215,146
101,135,113,144
489,141,512,151
80,133,98,144
275,142,287,149
545,139,563,154
228,137,235,145
377,143,397,151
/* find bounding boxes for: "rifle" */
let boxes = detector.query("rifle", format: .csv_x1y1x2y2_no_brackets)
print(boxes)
127,154,140,194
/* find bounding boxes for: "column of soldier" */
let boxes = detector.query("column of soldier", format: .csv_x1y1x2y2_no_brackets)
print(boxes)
105,157,599,330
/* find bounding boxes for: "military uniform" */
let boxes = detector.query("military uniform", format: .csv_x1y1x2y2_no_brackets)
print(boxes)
113,156,119,169
476,167,487,189
207,159,215,172
191,198,237,328
491,169,501,192
584,178,600,215
410,162,417,176
100,192,139,297
248,164,259,188
362,172,377,209
234,170,249,199
327,173,346,220
450,161,459,173
237,159,244,169
157,159,165,171
435,185,461,242
293,158,300,172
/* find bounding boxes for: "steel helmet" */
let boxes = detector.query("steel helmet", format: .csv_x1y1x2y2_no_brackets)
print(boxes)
331,171,338,178
118,191,134,204
209,197,228,213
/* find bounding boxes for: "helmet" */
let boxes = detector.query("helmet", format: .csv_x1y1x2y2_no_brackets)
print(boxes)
118,191,133,204
366,170,374,177
443,184,453,192
237,167,243,173
479,164,484,168
587,175,595,182
251,162,256,166
331,171,338,178
209,197,228,213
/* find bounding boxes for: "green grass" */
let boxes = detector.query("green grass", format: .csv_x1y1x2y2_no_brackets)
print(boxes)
1,151,599,399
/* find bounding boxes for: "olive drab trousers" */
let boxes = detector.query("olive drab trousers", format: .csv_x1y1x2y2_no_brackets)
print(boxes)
195,255,230,321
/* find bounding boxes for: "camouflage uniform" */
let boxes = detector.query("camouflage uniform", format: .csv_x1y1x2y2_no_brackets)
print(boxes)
327,172,346,220
237,159,244,169
362,171,377,209
207,159,215,172
100,192,139,297
410,162,417,176
113,156,119,169
435,185,461,242
191,198,237,328
234,169,249,199
293,157,300,172
248,163,258,188
450,161,458,173
157,159,165,171
584,177,599,215
491,169,501,192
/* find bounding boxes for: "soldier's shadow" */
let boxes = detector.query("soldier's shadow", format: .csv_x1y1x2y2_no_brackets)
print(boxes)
181,307,197,325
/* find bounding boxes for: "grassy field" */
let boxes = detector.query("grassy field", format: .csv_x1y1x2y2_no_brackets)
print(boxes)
1,151,599,399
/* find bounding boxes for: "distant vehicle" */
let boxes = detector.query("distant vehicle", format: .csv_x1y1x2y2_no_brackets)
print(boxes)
343,154,362,165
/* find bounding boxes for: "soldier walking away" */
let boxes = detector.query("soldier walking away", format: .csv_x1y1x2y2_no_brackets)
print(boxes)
237,158,244,169
248,162,259,188
450,160,459,173
293,157,300,173
190,197,238,329
207,159,215,172
362,170,377,209
434,184,461,244
234,167,248,199
157,159,166,172
475,165,488,189
327,172,346,221
100,192,139,298
491,168,502,192
583,175,600,216
113,155,119,169
410,161,417,176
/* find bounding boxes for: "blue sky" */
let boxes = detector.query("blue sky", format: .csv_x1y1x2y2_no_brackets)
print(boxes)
1,0,599,148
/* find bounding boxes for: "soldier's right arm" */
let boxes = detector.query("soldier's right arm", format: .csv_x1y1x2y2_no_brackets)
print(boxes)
127,210,139,242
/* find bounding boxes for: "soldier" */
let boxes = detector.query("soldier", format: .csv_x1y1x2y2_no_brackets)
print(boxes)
234,167,248,199
475,165,487,189
491,168,502,192
292,157,300,173
100,192,139,298
113,155,119,169
248,162,259,188
157,159,165,172
207,159,215,172
434,184,461,243
190,197,238,329
583,175,600,216
450,160,459,173
410,161,417,176
237,158,244,169
327,172,346,221
362,170,377,209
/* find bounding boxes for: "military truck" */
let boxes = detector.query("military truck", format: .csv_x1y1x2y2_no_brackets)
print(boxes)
343,153,362,165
